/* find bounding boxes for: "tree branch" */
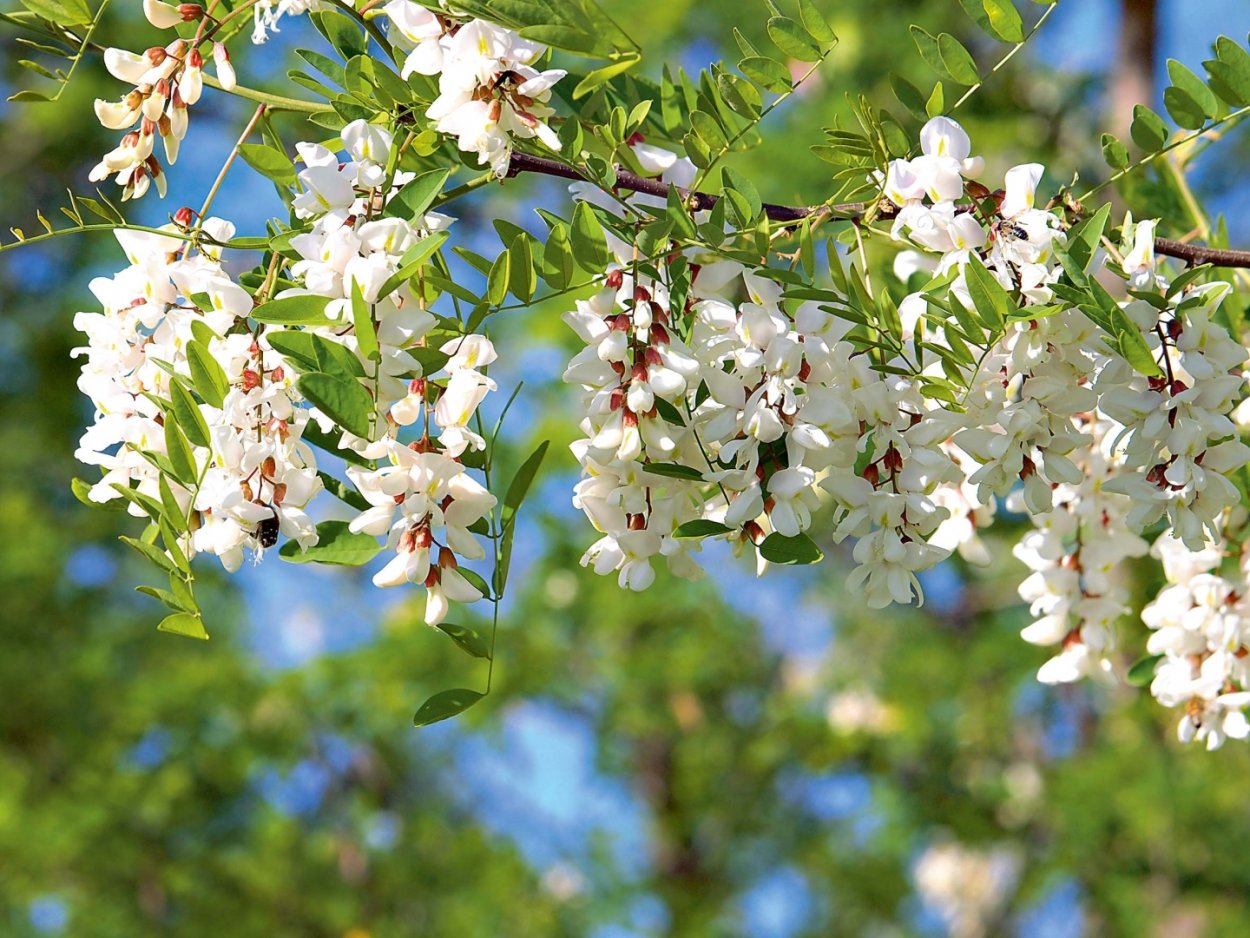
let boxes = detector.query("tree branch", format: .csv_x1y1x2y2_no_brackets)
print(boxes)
504,151,1250,270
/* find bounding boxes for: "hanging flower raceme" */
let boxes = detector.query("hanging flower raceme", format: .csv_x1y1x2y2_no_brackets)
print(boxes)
90,4,236,200
73,219,321,571
1142,532,1250,749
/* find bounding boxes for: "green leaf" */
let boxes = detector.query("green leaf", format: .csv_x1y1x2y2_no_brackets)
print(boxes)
723,167,762,221
120,535,178,576
375,230,451,299
797,0,837,44
311,8,367,59
690,109,728,151
163,419,198,486
767,16,820,62
1166,58,1219,119
157,612,209,640
963,255,1011,329
890,73,929,120
572,53,642,99
486,250,511,306
938,33,979,86
1162,85,1208,130
1126,654,1162,687
413,688,484,727
350,279,380,362
738,55,792,93
251,294,335,326
238,143,296,185
1100,132,1129,169
644,462,705,481
674,519,732,538
570,201,610,272
925,80,946,118
502,440,550,529
72,477,126,512
507,234,537,302
1206,36,1250,106
435,622,492,659
541,224,575,288
981,0,1024,42
186,341,229,409
318,470,370,511
168,380,211,448
384,167,451,219
267,330,366,379
1066,202,1111,271
910,26,948,79
1129,104,1169,151
279,520,382,565
19,0,91,26
297,372,374,438
136,584,194,614
759,532,823,564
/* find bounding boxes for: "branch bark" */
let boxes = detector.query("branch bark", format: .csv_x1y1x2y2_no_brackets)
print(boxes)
504,151,1250,270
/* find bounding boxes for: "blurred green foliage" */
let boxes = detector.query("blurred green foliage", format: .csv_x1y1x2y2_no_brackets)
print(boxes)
4,1,1250,936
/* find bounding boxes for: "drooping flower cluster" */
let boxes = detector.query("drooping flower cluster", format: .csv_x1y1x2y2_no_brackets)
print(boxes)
91,3,236,199
276,122,498,622
1099,282,1249,548
1142,532,1250,749
73,220,321,571
562,142,962,605
1012,416,1148,684
365,2,568,175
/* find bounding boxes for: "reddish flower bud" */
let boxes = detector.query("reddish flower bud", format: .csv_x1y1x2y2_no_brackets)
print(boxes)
242,368,261,390
179,3,204,20
633,285,651,303
173,206,195,226
605,269,624,289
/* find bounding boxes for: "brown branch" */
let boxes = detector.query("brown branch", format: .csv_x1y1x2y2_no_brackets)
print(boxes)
504,151,1250,269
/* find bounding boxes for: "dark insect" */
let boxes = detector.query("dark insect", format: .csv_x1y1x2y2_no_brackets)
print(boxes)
1000,221,1029,242
258,515,280,548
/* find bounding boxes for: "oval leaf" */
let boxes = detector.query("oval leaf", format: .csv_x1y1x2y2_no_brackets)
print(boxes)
413,688,484,727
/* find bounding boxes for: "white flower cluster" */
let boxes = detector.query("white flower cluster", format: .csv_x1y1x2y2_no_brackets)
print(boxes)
279,121,497,623
874,116,1250,726
1143,533,1250,750
1099,282,1249,548
91,3,237,200
382,3,566,176
73,220,321,571
562,142,961,605
1012,417,1148,684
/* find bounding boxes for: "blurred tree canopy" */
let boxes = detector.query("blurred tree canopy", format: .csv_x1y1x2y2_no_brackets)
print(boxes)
4,1,1250,936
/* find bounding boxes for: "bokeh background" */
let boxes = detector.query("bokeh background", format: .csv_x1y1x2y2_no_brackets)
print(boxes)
4,1,1250,935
